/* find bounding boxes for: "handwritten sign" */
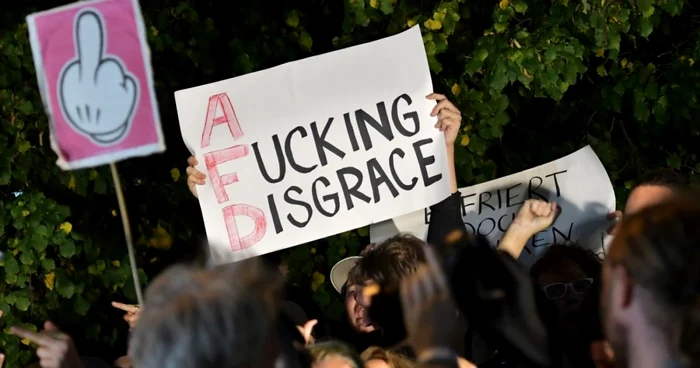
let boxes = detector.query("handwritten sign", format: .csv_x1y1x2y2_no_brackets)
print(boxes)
370,146,616,267
27,0,164,170
175,26,451,264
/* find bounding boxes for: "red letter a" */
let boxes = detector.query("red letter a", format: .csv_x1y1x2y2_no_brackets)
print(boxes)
223,204,267,251
201,93,243,148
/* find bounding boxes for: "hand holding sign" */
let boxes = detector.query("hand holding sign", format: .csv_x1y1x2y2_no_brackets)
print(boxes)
10,322,82,368
59,9,138,145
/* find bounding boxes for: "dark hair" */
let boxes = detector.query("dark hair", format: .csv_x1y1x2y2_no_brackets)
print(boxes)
347,234,425,286
530,243,602,282
129,259,282,368
632,169,689,192
610,192,700,364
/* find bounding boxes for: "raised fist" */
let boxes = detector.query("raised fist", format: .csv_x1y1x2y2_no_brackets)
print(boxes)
511,199,559,236
59,9,138,145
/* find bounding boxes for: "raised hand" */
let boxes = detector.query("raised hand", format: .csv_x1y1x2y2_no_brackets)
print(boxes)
59,9,138,145
186,156,206,198
500,199,559,259
427,93,462,146
11,322,83,368
111,301,140,329
295,319,318,346
510,199,559,236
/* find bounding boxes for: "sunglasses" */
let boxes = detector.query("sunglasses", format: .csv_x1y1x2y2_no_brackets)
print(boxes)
542,278,594,300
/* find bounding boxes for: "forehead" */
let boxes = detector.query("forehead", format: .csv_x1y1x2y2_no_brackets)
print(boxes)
536,257,587,285
625,185,675,215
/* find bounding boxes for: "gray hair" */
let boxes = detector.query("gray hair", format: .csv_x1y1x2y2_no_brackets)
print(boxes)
129,259,283,368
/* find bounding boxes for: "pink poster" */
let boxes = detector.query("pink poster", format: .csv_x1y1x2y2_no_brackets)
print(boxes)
27,0,164,170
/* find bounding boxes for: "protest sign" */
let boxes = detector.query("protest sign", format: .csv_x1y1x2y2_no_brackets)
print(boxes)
175,26,451,264
370,146,616,267
27,0,164,170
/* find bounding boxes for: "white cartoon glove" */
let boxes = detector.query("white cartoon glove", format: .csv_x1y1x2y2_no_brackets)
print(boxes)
59,9,138,145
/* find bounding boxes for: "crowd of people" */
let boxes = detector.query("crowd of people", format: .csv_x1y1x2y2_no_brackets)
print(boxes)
6,94,700,368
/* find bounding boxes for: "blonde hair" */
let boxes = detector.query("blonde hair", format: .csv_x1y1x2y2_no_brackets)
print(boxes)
309,341,364,368
361,346,417,368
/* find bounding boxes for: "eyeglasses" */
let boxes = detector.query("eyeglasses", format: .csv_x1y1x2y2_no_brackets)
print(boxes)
542,278,594,300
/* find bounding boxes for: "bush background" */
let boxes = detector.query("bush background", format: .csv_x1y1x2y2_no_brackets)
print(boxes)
1,0,698,365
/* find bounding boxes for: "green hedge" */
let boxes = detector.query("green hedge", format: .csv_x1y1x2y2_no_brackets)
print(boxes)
1,0,698,365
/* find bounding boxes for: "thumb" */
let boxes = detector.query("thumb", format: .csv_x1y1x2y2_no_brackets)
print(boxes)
303,319,318,335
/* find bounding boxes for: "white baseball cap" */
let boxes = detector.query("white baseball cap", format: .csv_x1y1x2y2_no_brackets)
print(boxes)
329,256,362,294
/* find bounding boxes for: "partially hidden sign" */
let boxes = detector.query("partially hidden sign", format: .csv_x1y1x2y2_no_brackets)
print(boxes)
27,0,164,170
175,26,451,264
370,146,616,267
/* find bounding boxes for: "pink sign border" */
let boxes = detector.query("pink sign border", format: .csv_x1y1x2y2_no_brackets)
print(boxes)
26,0,165,170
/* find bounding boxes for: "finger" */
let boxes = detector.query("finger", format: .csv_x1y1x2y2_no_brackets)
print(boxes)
426,93,446,101
76,10,104,76
0,310,3,318
440,99,461,115
44,321,58,332
112,302,139,313
186,172,206,185
303,319,318,337
39,357,60,368
431,99,451,116
607,210,622,221
10,327,53,345
0,353,4,368
187,156,199,167
438,109,462,123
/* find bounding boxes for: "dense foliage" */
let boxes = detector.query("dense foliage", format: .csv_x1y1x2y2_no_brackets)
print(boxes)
1,0,698,365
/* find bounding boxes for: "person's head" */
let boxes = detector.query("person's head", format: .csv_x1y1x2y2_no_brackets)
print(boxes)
602,193,700,367
129,259,283,368
346,234,426,331
625,169,688,215
361,346,416,368
309,341,364,368
531,244,602,319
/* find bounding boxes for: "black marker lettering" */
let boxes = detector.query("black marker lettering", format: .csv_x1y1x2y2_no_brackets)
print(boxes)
284,186,312,228
252,136,286,184
356,103,393,151
337,167,371,210
285,126,317,174
311,118,346,166
392,94,420,137
312,176,340,217
367,158,399,203
413,139,442,187
389,148,418,190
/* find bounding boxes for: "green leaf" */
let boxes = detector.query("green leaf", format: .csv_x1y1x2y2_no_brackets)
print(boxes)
74,295,91,316
427,55,443,73
286,10,300,27
19,251,35,265
17,139,31,154
55,270,75,299
494,23,508,33
60,239,76,258
666,154,682,170
4,256,19,275
15,294,30,311
41,258,56,271
466,59,483,76
513,0,528,14
638,17,653,38
298,31,313,51
474,48,489,62
18,100,33,115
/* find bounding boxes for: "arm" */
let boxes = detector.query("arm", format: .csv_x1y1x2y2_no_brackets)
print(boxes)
425,94,465,246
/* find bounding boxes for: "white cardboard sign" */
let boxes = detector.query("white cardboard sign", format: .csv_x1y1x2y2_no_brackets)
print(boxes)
370,146,616,267
175,26,451,264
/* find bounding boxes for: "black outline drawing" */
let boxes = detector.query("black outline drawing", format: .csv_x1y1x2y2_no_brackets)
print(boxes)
58,8,139,146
